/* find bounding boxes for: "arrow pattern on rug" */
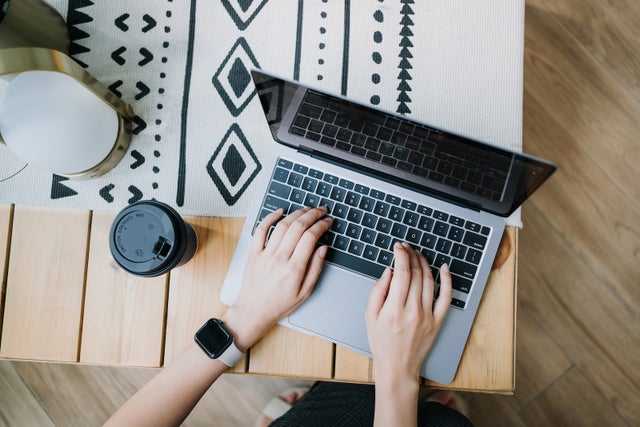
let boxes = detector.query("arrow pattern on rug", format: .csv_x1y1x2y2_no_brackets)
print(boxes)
397,0,414,115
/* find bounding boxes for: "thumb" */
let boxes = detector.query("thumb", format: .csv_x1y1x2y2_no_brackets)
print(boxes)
366,268,392,321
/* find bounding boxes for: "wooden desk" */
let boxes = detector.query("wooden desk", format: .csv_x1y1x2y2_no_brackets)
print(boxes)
0,204,516,393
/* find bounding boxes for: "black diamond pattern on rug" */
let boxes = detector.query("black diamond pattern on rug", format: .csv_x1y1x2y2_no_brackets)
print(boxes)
207,123,262,205
221,0,270,30
212,37,261,117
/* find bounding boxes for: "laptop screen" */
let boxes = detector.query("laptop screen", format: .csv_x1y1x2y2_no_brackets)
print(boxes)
252,70,555,217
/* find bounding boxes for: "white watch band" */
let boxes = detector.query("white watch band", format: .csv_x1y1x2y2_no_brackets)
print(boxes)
217,341,244,367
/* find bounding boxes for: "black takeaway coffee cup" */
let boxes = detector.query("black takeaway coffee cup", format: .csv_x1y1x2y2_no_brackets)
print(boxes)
109,200,198,277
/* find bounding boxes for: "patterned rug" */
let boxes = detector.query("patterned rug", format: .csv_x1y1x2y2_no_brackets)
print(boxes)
0,0,524,223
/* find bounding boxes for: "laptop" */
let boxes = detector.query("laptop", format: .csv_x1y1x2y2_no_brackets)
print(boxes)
221,70,556,384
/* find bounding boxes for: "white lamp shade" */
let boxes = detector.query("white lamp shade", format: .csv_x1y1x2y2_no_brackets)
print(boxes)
0,70,119,174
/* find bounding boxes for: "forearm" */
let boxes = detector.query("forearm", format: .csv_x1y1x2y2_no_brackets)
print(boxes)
104,345,228,427
374,373,420,427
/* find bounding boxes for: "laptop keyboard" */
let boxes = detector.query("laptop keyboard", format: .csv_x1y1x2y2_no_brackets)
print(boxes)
289,90,510,201
254,157,493,309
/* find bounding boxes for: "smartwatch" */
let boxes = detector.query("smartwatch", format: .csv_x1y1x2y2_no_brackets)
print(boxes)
194,318,244,367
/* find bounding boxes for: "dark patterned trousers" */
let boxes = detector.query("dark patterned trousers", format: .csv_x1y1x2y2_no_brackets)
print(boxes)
270,381,473,427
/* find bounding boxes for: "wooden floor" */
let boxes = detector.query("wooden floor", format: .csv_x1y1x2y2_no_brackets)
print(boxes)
1,0,639,425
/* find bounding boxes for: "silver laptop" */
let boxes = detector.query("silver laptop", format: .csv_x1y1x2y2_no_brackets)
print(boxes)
221,70,556,384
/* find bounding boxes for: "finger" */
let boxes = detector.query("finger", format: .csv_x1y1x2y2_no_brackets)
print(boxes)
365,268,392,322
433,263,453,323
265,207,310,251
289,215,334,265
386,242,411,307
251,208,284,253
417,250,435,309
405,245,424,307
277,206,330,259
297,244,329,303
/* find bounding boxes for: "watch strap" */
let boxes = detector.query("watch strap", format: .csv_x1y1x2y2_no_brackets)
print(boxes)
216,341,243,367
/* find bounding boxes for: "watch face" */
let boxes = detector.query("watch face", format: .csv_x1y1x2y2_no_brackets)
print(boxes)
195,319,233,358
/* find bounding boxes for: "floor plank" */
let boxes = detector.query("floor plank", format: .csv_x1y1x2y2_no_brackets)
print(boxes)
524,4,640,206
519,204,640,424
526,0,640,91
522,86,640,315
0,360,54,427
520,367,628,427
12,361,128,427
511,300,573,410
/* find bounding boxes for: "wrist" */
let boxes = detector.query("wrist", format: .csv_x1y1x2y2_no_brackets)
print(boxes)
221,306,269,353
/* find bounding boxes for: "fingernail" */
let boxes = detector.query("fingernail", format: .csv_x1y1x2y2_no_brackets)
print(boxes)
441,263,449,272
394,242,402,249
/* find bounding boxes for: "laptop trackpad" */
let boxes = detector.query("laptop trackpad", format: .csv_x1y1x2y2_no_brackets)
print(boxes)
287,266,374,354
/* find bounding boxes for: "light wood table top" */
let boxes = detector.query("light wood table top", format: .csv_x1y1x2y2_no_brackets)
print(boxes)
0,204,516,393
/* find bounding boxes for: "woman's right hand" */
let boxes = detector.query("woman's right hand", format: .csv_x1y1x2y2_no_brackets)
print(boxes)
365,242,452,384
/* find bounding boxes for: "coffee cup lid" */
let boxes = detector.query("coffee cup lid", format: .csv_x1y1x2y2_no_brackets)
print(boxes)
109,200,187,276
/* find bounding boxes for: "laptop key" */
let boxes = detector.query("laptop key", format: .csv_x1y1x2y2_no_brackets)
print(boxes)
435,238,452,254
374,201,390,216
304,193,320,208
290,189,305,204
287,172,303,187
362,212,378,228
264,195,290,213
302,177,318,192
450,298,466,309
320,136,337,146
420,233,437,249
389,206,405,221
361,228,377,243
347,240,364,256
333,203,349,219
359,196,375,212
346,224,362,239
273,167,289,183
433,221,449,237
375,233,392,250
290,127,306,137
434,254,451,269
376,218,392,234
323,173,339,184
319,231,335,246
277,159,293,169
317,182,332,197
339,178,355,190
345,191,361,207
355,184,370,194
463,232,487,250
465,248,482,265
334,235,350,251
347,208,364,224
403,211,420,227
448,226,464,242
391,223,407,239
451,275,472,294
377,250,394,267
451,243,467,260
332,219,348,234
268,181,291,199
406,228,422,244
450,259,477,279
418,216,435,231
325,248,386,278
363,245,380,261
330,186,346,202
